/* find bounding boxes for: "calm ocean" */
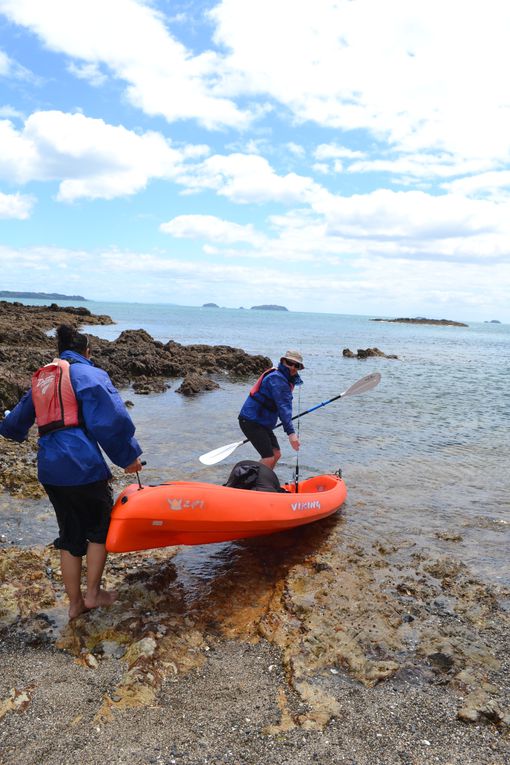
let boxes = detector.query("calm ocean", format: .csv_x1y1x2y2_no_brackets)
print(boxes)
2,299,509,585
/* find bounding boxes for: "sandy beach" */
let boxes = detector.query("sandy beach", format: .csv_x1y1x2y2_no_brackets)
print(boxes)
1,303,509,765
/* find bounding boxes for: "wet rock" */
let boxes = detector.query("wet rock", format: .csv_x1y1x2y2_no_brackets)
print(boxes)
458,689,510,727
342,347,399,360
176,373,220,397
0,433,44,498
371,317,468,327
131,376,170,395
0,684,35,720
435,530,463,542
428,651,455,673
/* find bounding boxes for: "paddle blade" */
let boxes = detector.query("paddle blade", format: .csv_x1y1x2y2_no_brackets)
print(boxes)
199,439,246,465
341,371,381,397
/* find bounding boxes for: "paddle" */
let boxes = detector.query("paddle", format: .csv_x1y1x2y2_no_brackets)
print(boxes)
198,371,381,466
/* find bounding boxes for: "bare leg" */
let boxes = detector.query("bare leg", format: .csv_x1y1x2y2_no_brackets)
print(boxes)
60,550,87,620
260,448,281,470
83,542,118,610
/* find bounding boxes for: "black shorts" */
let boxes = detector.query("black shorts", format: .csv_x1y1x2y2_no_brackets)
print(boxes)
43,480,114,557
238,417,280,459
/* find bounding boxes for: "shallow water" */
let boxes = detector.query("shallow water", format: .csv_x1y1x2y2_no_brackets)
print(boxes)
1,301,509,586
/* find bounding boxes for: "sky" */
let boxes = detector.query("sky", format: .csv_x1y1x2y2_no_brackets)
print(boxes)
1,0,510,322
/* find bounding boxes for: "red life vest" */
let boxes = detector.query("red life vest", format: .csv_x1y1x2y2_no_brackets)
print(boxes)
249,367,276,397
250,367,295,397
31,358,81,435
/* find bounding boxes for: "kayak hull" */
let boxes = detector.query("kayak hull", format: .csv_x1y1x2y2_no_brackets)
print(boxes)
106,474,347,552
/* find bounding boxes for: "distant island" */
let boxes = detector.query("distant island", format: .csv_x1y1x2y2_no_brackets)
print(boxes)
484,320,501,324
371,317,468,327
0,290,87,301
201,302,288,311
250,304,288,312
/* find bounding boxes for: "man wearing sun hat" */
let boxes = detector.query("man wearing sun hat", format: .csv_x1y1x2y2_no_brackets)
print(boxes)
238,350,304,469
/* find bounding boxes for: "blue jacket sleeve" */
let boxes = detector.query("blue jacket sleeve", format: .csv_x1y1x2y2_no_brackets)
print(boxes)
0,390,35,443
72,368,142,468
265,375,295,435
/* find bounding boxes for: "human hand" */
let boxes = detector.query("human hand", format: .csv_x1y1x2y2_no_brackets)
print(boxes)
124,457,143,474
289,433,300,451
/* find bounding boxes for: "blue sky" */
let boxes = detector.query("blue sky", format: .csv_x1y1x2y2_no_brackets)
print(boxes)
1,0,509,322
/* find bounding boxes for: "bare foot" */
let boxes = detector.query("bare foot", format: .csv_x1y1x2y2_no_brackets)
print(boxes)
68,598,89,620
83,589,118,610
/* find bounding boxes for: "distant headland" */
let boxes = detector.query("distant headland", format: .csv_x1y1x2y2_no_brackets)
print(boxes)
371,317,468,327
0,290,87,301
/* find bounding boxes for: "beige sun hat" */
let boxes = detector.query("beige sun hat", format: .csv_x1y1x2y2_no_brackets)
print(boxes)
281,350,305,370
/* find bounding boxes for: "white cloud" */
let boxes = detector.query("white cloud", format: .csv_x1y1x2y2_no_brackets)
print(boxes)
286,142,305,157
348,154,495,182
0,49,9,75
160,215,262,246
3,0,510,168
67,62,107,87
443,171,510,201
210,0,510,164
0,105,25,119
0,190,35,218
178,152,320,204
1,242,508,320
0,0,252,129
309,188,510,245
314,144,365,161
312,162,330,175
3,0,510,169
0,244,90,269
0,111,195,200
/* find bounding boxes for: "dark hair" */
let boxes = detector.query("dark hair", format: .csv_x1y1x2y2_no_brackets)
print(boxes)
56,324,89,355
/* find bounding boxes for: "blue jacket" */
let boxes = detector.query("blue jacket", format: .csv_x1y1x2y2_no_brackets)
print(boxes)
239,362,303,435
0,350,142,486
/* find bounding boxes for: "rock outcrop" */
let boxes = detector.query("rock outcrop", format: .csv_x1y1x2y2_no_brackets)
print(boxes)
0,301,271,412
342,347,398,360
371,317,468,327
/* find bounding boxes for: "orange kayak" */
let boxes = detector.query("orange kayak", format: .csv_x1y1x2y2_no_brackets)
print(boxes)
106,474,347,552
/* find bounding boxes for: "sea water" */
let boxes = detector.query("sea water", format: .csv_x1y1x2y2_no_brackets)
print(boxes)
1,299,509,585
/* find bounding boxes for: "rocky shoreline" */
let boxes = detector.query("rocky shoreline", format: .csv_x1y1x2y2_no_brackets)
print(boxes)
0,300,270,412
0,301,509,764
0,300,270,501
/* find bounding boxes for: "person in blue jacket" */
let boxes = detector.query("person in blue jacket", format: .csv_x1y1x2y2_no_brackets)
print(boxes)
238,350,304,469
0,324,143,620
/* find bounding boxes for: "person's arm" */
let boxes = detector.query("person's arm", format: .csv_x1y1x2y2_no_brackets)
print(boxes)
268,376,295,435
268,376,300,451
73,370,143,468
0,390,35,443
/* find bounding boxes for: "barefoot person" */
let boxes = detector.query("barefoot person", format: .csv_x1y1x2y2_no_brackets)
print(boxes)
238,350,304,469
0,324,143,619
